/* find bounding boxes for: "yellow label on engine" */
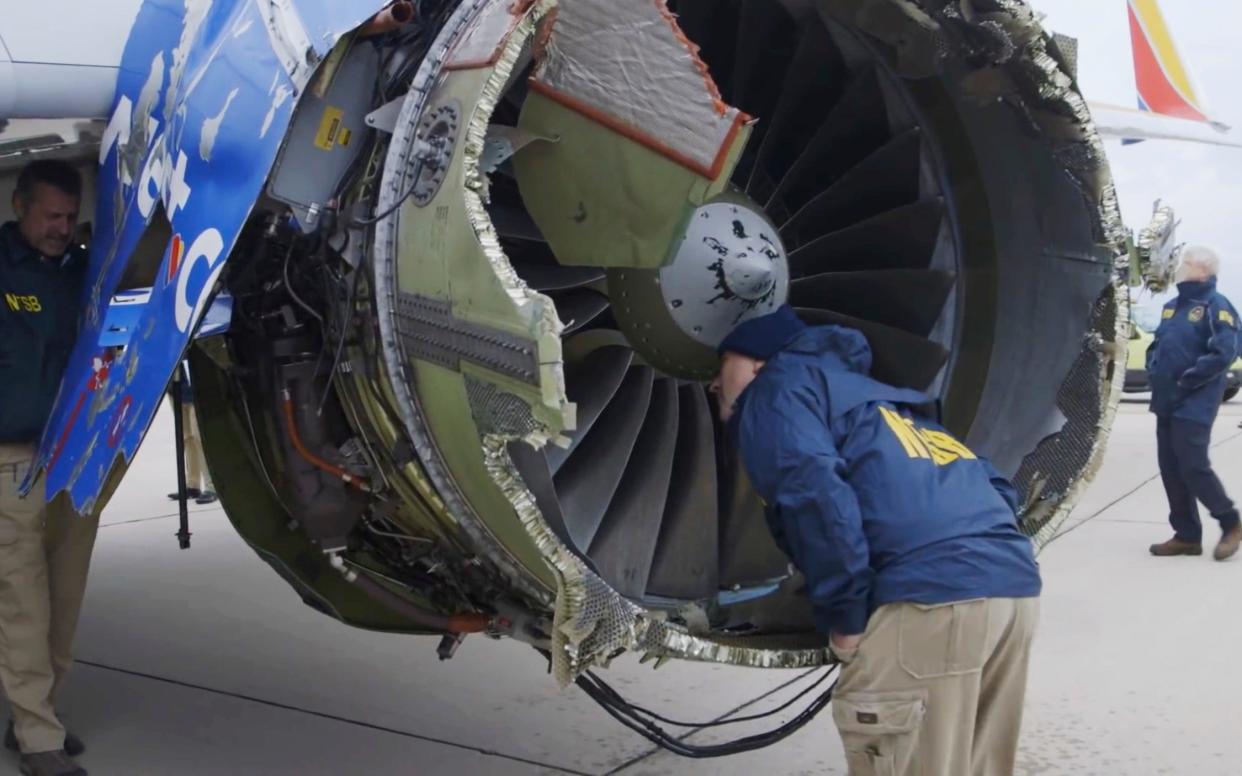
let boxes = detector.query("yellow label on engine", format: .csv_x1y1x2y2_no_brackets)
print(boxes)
314,106,345,151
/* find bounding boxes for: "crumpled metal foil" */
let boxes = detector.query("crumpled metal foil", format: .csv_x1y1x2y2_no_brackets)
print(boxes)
1135,203,1181,293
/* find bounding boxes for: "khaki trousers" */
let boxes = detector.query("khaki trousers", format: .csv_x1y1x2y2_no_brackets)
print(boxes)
831,597,1039,776
0,444,99,754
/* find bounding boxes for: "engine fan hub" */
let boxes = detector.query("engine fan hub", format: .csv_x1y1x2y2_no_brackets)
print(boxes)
607,196,790,380
661,198,789,347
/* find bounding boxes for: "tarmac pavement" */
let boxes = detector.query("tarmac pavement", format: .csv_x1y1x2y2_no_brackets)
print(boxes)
4,396,1240,775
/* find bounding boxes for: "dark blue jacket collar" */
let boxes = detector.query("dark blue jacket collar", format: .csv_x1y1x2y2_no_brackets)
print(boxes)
1177,277,1217,300
732,325,871,420
0,221,81,273
0,222,40,265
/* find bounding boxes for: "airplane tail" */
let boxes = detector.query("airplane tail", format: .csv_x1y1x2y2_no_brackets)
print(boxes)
1127,0,1218,126
1079,2,1240,147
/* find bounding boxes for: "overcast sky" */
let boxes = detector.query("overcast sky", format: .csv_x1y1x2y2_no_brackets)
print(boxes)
1033,0,1242,311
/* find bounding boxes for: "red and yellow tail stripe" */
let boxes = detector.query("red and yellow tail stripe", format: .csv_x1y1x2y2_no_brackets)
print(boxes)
1128,0,1208,122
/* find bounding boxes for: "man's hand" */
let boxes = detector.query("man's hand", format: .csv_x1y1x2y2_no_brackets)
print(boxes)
830,632,863,651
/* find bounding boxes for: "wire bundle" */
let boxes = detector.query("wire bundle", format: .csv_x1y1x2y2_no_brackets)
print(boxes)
574,665,838,758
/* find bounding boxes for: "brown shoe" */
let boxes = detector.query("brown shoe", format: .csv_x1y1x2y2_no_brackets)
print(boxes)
19,750,86,776
1214,526,1242,561
1149,537,1203,556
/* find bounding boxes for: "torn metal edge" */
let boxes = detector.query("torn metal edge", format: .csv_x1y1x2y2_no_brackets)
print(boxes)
373,0,554,608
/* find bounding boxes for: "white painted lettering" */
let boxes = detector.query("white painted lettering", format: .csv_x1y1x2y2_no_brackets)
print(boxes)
163,150,193,220
99,96,134,165
174,229,226,333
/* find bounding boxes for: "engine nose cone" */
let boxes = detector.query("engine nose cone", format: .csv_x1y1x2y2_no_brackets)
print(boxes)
661,199,789,347
724,253,776,301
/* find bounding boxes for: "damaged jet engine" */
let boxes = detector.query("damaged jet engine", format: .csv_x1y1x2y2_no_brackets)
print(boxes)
28,0,1128,682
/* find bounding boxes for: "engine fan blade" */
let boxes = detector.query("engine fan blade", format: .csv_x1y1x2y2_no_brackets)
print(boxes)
490,204,545,242
507,440,575,549
549,289,610,335
548,346,633,474
763,68,889,216
729,0,798,116
646,385,721,599
513,264,607,292
795,307,949,389
588,378,681,599
743,21,843,194
717,451,791,589
554,366,655,550
780,128,924,246
790,269,956,337
787,198,946,276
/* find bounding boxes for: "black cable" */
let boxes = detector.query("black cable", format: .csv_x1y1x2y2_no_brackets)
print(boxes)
587,666,833,730
351,156,426,227
573,666,837,759
282,239,324,325
316,243,366,417
576,674,833,758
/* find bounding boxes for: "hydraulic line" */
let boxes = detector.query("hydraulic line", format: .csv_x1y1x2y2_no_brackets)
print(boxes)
359,1,417,38
281,388,372,493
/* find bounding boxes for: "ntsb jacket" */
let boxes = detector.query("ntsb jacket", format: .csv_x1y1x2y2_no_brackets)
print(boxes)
732,326,1041,636
0,222,86,443
1147,278,1240,425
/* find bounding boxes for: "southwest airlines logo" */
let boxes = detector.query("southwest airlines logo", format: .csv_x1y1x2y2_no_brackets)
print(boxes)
98,94,226,336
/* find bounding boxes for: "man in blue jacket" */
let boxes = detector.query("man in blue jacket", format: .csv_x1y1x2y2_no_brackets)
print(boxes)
0,160,93,776
711,305,1041,776
1146,246,1240,560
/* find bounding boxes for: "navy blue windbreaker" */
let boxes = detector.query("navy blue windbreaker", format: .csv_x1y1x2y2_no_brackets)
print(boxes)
0,222,86,443
1146,278,1239,425
732,326,1041,636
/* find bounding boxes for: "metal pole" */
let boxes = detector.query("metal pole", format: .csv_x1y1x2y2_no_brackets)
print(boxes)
171,364,192,549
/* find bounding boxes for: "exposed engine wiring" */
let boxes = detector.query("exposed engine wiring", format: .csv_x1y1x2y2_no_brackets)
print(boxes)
316,247,365,417
236,382,285,501
350,156,426,226
573,666,837,758
363,514,434,544
329,553,491,634
339,555,426,590
601,666,835,730
281,388,372,493
282,239,325,326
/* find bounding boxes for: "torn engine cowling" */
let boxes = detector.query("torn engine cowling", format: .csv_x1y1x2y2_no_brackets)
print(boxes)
194,0,1126,681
